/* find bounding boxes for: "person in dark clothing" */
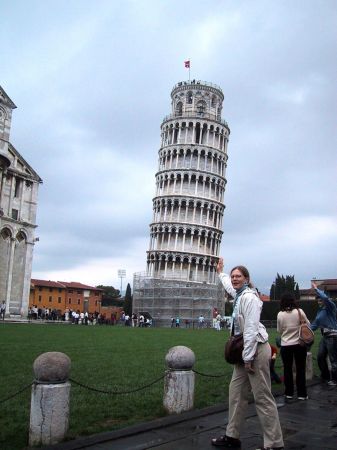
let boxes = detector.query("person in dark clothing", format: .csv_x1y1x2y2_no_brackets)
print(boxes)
311,282,337,386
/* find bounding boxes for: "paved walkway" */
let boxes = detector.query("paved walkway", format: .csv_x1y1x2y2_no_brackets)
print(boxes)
44,379,337,450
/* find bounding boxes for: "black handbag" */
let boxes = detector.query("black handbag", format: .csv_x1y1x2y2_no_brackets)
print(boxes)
224,331,244,364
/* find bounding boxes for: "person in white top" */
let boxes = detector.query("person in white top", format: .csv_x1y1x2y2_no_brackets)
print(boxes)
277,292,310,400
211,258,284,450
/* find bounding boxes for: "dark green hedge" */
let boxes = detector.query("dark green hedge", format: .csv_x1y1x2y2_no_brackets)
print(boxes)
261,300,337,321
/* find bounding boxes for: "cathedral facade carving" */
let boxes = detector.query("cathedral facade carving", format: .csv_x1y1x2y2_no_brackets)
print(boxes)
0,86,42,317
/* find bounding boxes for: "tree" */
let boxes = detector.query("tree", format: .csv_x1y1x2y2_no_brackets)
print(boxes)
96,285,123,306
270,274,300,300
96,285,120,298
124,283,132,316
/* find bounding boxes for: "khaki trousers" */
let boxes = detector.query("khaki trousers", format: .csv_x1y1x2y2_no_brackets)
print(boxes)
226,342,284,448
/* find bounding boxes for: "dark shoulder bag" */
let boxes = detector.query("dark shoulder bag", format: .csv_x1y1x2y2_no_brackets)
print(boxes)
224,322,244,364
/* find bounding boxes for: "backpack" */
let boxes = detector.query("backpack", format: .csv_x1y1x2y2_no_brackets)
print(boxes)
297,309,314,347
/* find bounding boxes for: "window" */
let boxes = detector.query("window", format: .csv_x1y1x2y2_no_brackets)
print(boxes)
77,290,81,294
68,298,71,304
49,296,52,302
38,295,42,302
187,91,193,104
11,209,18,220
68,290,73,293
49,288,53,292
196,100,206,115
77,299,80,305
58,297,61,303
58,288,62,293
38,287,42,292
176,102,183,116
94,291,99,296
0,228,11,240
14,178,21,197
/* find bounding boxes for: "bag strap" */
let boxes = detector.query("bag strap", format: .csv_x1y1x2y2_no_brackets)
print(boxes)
230,320,234,336
297,308,305,325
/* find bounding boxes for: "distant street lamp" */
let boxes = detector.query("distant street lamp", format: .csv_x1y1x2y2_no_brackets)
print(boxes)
118,269,126,295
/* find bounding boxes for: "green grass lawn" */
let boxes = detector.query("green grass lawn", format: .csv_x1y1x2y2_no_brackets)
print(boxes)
0,323,320,449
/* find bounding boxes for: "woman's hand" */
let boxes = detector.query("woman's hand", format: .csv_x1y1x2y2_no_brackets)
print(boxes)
217,257,224,274
244,361,255,374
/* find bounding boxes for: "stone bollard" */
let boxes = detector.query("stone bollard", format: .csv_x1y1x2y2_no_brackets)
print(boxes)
163,345,195,414
29,352,71,446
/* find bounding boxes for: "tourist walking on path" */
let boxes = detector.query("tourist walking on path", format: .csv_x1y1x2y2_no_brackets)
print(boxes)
198,314,205,329
277,293,309,400
311,281,337,386
212,258,284,450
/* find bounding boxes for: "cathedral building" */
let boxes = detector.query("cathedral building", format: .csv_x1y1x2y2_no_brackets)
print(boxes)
133,80,230,325
0,86,42,317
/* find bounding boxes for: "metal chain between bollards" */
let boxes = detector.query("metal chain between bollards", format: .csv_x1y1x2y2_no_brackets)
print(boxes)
69,373,166,395
192,368,230,378
0,381,34,404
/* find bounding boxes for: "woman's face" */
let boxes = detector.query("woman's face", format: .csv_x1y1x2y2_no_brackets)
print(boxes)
231,269,248,290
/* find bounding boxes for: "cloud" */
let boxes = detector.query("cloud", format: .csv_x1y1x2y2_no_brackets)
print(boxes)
1,0,336,294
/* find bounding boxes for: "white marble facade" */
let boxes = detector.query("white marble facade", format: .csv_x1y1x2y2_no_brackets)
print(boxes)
0,86,42,317
146,80,229,284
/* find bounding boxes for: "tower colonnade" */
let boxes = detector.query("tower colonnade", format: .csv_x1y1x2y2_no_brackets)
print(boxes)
152,197,225,229
133,80,230,325
159,146,228,176
146,80,229,283
161,119,229,153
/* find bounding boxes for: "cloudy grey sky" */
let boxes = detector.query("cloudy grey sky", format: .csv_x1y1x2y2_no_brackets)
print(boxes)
1,0,336,294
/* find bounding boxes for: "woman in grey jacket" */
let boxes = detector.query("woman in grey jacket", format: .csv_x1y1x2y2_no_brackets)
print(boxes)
211,258,283,450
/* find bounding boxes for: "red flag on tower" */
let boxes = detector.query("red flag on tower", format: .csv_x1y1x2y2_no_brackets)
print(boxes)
184,60,190,68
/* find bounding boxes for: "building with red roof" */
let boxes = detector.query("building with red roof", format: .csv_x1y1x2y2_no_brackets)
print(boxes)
29,279,103,314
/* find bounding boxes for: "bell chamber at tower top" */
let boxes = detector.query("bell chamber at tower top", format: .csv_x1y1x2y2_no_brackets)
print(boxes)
160,80,229,153
161,80,230,133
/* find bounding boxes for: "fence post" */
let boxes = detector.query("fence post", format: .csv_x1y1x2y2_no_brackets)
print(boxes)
163,345,195,414
29,352,71,446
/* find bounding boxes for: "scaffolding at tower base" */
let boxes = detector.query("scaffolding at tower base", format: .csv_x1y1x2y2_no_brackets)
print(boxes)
132,272,227,327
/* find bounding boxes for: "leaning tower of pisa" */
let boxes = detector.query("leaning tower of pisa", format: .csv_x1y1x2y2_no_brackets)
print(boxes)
133,80,230,326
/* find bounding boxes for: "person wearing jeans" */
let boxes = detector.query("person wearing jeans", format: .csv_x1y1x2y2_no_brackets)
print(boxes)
311,282,337,386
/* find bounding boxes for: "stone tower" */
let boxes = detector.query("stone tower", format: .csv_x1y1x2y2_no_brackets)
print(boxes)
133,80,229,325
0,86,42,317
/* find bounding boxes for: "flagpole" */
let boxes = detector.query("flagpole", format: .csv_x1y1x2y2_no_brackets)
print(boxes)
184,59,191,82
